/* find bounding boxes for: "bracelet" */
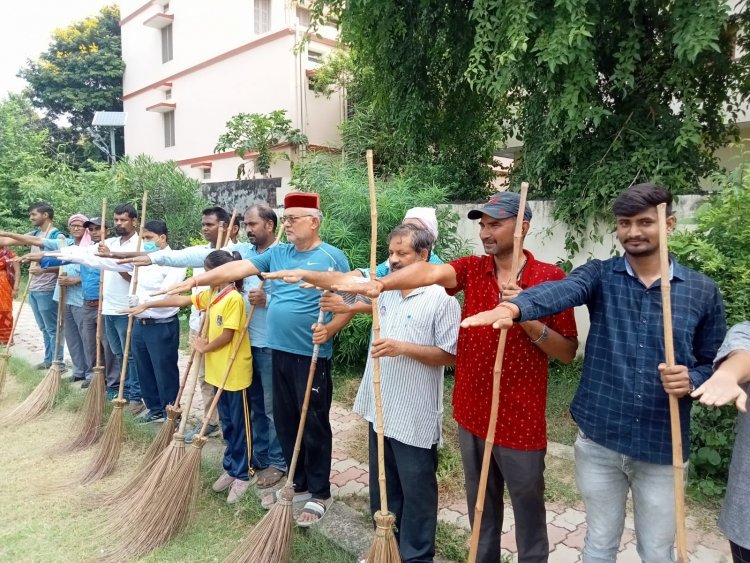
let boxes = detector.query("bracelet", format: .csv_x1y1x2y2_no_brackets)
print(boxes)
531,324,549,344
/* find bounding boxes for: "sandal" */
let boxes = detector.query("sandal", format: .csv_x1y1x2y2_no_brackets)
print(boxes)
296,497,333,528
256,467,285,489
261,488,311,510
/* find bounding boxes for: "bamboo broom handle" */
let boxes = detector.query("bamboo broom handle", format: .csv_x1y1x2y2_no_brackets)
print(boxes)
657,203,688,563
223,209,238,248
5,279,31,350
194,223,286,438
173,313,209,407
115,192,148,402
366,150,389,514
468,181,529,563
94,199,107,368
51,235,68,364
217,222,225,252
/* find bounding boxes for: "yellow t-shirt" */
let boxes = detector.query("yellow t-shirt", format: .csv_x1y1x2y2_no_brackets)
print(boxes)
192,287,252,391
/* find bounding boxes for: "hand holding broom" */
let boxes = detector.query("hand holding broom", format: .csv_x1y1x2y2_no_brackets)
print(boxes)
657,202,688,563
467,181,529,563
364,149,401,563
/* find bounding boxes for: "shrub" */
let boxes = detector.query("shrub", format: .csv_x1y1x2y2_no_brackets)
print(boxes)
291,153,471,366
670,160,750,500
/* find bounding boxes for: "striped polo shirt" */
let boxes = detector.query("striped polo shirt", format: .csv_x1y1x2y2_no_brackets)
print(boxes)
353,284,461,449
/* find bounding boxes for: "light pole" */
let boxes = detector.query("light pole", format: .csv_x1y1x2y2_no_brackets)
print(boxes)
91,111,128,165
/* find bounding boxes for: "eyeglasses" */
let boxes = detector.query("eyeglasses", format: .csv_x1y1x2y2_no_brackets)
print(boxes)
281,214,314,225
69,224,85,230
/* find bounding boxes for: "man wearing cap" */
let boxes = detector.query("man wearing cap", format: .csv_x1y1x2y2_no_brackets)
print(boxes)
316,191,579,562
160,192,353,527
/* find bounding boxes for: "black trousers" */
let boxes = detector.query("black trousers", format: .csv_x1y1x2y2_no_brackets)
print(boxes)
368,424,438,563
732,541,750,563
458,425,548,563
215,386,252,481
272,349,333,499
131,317,180,416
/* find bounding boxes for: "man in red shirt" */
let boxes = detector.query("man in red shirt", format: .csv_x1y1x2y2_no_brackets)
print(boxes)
329,192,579,562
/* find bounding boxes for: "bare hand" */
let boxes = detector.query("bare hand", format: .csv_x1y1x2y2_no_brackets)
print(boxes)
97,242,111,257
118,304,149,317
57,276,80,287
262,269,305,283
154,278,195,296
29,263,42,275
692,369,748,412
461,305,516,329
331,278,382,298
248,287,267,307
500,281,522,302
320,293,351,314
15,252,44,264
658,364,691,397
312,322,330,345
371,338,403,358
12,287,19,299
191,335,209,353
117,255,153,267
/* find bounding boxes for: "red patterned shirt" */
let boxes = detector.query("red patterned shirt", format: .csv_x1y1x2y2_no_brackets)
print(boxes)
447,251,578,450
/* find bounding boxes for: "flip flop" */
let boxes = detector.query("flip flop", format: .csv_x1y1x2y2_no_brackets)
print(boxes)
260,488,311,510
256,467,285,489
296,497,333,528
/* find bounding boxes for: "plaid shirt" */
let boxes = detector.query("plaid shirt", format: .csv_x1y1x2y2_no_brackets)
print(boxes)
512,256,726,464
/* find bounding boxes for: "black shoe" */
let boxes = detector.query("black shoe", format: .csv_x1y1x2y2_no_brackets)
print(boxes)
138,411,166,424
81,380,91,389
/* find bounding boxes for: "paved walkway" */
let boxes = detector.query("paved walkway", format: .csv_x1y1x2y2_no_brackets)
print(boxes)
8,300,733,562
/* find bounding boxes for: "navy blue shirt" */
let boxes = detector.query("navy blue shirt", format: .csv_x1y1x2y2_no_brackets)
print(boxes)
512,256,726,464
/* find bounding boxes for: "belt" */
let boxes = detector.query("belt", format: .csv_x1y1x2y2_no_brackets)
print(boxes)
83,299,99,308
135,314,178,326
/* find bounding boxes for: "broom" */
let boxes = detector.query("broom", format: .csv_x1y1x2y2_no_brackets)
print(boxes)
3,235,69,423
657,202,688,563
0,280,31,397
99,283,258,561
467,181,529,563
363,149,401,562
77,192,148,485
225,288,326,563
65,198,109,452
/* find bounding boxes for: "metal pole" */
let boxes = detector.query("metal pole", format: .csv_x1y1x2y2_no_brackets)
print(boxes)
109,127,116,165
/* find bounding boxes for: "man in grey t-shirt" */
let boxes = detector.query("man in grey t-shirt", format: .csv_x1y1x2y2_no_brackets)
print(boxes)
693,322,750,562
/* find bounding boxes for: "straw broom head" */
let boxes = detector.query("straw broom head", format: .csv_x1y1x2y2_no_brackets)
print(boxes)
0,351,9,397
63,365,107,452
364,511,401,563
78,398,126,485
0,363,63,425
223,486,295,563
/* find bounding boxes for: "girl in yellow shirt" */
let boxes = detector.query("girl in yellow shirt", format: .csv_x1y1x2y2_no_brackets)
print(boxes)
123,250,254,503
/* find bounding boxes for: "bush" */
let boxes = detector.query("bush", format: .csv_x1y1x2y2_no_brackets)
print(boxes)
291,153,471,366
670,161,750,500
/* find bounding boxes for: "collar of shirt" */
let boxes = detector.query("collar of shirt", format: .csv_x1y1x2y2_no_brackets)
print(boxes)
619,255,679,282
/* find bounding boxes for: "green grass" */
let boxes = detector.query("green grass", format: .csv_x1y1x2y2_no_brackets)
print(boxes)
545,358,582,446
0,358,355,563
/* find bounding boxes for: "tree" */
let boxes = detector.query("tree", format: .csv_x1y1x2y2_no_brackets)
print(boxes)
310,0,750,253
18,5,125,168
214,110,308,178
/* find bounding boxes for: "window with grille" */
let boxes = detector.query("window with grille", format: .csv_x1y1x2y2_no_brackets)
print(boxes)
161,24,173,63
254,0,271,34
163,111,175,147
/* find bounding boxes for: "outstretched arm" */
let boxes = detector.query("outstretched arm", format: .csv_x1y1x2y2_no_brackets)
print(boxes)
119,294,192,316
331,262,458,297
158,260,260,295
0,231,44,247
693,322,750,412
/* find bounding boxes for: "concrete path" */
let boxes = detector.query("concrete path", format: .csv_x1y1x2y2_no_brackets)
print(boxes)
8,300,733,562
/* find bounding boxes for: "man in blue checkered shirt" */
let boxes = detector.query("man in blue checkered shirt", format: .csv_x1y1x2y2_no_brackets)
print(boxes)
461,184,726,562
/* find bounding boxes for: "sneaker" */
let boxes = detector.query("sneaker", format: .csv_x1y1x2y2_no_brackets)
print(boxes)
125,401,146,416
105,387,118,400
81,380,91,389
212,471,235,493
227,477,256,504
138,410,166,424
185,423,220,443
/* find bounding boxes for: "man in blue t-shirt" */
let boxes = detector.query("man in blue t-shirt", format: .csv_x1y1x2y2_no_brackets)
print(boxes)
161,192,353,527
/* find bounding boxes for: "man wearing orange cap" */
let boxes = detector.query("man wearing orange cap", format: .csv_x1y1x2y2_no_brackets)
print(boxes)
160,192,352,526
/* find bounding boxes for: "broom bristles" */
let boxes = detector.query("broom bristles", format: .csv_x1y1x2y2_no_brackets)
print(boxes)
97,438,204,562
64,366,107,452
0,352,9,397
364,511,401,563
1,361,63,424
140,404,179,467
79,400,125,484
223,486,295,563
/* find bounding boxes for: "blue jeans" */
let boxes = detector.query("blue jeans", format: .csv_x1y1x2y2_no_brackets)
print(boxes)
131,317,180,416
103,314,141,402
29,290,62,366
249,346,286,472
575,431,682,563
216,387,251,481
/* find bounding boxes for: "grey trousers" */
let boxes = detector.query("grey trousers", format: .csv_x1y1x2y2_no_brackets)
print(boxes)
65,305,92,380
458,425,548,563
79,304,118,386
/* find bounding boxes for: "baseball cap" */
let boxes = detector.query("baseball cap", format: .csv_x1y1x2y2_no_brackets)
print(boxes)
468,192,532,222
83,217,111,228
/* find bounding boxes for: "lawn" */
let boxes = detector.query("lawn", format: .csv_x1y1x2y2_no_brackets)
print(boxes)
0,358,355,563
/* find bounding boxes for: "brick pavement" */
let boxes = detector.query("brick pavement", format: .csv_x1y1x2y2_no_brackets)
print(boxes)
8,300,734,562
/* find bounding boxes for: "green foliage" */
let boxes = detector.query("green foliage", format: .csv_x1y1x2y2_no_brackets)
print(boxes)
307,5,501,201
668,162,750,500
18,5,124,167
214,110,308,178
467,0,746,255
291,153,471,366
